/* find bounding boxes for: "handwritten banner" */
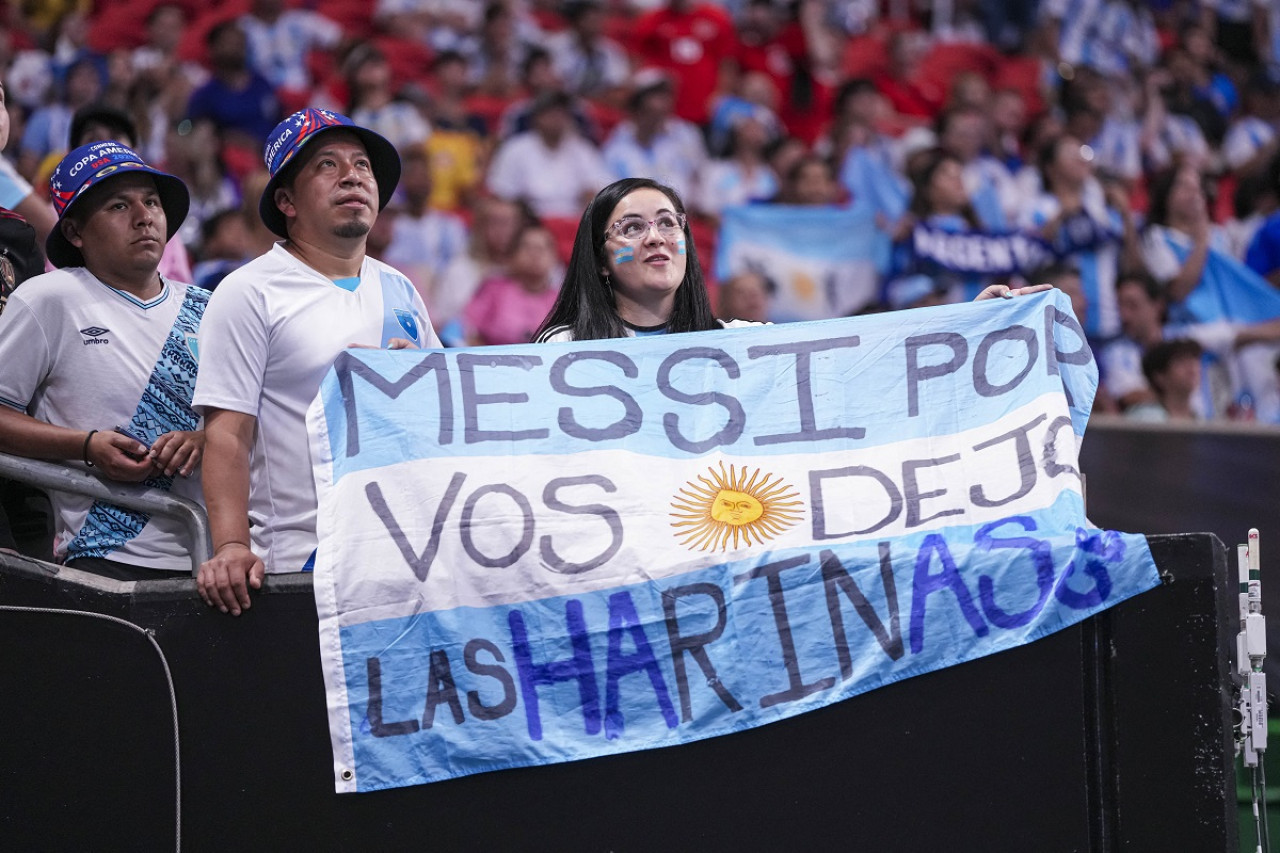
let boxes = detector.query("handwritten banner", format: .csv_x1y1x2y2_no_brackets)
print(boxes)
307,291,1160,793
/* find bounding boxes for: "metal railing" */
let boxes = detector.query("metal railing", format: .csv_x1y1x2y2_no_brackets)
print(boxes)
0,451,211,575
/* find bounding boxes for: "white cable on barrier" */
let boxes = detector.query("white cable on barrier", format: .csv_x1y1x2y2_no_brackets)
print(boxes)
0,604,181,853
1237,528,1269,853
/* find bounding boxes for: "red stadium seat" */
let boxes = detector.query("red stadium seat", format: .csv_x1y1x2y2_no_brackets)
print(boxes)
542,216,581,265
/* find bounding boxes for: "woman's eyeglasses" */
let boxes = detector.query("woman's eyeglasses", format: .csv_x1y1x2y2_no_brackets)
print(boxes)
605,212,687,242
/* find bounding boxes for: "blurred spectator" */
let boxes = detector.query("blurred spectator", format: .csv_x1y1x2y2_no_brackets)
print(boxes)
0,80,42,303
239,0,343,96
632,0,737,124
1061,68,1143,184
422,50,489,210
549,0,632,101
1223,169,1276,261
716,269,771,322
1222,71,1280,178
0,85,55,248
946,70,991,113
1141,165,1229,307
707,70,781,158
1245,154,1280,285
165,118,240,256
772,154,840,205
461,221,561,345
885,147,1006,307
375,0,483,53
1128,339,1206,422
873,29,944,119
1142,64,1212,172
462,2,537,99
1040,0,1159,81
186,21,282,151
18,52,103,180
1102,270,1280,421
1021,133,1141,339
1206,0,1268,70
236,168,280,259
434,195,533,332
991,88,1030,169
731,0,836,144
832,78,908,226
497,47,597,141
191,210,251,292
486,90,611,218
692,108,779,221
343,44,432,150
763,134,809,189
131,3,208,99
936,106,1015,227
603,70,708,199
382,146,469,304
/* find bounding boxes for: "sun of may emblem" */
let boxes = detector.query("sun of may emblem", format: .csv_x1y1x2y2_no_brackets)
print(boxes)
669,462,804,552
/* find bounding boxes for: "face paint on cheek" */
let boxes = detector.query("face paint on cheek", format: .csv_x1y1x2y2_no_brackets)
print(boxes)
613,246,635,264
675,235,686,256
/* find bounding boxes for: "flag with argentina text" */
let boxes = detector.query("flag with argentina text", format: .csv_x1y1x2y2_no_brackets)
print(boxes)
308,290,1160,793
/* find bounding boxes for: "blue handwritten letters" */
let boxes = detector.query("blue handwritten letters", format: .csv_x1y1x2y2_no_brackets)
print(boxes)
308,291,1160,793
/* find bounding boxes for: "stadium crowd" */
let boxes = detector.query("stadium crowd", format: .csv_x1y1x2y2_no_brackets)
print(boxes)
1,0,1279,434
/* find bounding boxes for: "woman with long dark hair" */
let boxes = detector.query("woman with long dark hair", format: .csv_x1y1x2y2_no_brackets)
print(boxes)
535,177,740,342
536,176,1047,342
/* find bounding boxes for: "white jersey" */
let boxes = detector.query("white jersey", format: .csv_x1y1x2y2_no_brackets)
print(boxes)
192,244,441,574
0,268,207,570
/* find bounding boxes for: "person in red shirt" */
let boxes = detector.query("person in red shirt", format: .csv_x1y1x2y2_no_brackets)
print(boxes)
632,0,736,124
731,0,833,144
873,29,946,120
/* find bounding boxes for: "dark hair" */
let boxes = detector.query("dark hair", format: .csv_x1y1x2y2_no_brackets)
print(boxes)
908,147,980,227
1146,166,1215,228
834,77,877,114
205,20,242,48
534,178,717,341
1032,261,1081,285
1141,338,1202,391
69,103,137,148
1116,268,1163,302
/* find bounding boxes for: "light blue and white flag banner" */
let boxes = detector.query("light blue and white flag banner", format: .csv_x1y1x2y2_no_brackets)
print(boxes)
307,291,1161,794
715,204,883,321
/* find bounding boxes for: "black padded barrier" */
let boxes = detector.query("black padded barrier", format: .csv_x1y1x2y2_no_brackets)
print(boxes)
0,534,1236,852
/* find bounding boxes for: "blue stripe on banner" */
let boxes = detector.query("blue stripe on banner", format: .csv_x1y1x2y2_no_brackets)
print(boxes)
335,490,1157,792
317,292,1096,483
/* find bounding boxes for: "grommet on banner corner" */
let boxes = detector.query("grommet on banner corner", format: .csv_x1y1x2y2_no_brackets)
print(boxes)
341,768,354,782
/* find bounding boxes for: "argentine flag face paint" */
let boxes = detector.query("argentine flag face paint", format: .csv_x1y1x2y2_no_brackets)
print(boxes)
308,291,1160,793
613,246,635,264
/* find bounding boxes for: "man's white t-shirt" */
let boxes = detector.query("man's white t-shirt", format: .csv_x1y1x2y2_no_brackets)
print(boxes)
192,244,441,574
0,268,207,570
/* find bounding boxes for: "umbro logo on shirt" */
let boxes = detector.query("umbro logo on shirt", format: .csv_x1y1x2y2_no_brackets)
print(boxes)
79,326,110,345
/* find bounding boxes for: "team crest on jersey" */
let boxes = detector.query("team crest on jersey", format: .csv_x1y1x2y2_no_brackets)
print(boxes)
393,309,420,341
185,332,199,361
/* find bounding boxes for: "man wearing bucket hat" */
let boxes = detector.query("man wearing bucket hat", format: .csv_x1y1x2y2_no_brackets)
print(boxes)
194,108,439,616
0,141,209,578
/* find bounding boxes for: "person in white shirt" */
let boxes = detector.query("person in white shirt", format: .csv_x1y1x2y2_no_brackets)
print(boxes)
602,71,708,200
194,108,441,615
486,90,612,219
239,0,343,93
0,141,207,578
